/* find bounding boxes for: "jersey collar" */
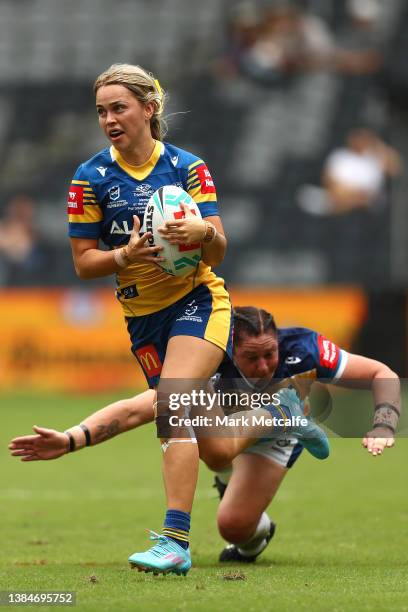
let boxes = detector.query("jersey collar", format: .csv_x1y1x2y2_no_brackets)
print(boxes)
110,141,164,181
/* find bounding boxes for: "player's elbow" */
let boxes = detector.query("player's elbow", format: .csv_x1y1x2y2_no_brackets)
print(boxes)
202,254,224,268
73,257,95,280
384,367,401,393
74,264,92,280
202,244,227,268
376,365,399,381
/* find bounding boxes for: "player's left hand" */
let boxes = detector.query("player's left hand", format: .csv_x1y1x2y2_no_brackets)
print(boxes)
362,428,395,456
9,426,69,461
158,202,205,245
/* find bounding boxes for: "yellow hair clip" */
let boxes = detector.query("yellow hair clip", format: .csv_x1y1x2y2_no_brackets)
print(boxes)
154,78,162,98
154,78,164,113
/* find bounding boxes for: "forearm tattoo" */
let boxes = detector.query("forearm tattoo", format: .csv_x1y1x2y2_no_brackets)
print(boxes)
94,419,121,442
373,403,400,434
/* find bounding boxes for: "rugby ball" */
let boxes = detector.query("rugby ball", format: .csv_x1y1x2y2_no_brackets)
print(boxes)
142,185,202,277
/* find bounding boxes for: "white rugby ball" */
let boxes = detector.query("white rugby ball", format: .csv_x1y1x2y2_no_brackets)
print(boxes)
143,185,202,277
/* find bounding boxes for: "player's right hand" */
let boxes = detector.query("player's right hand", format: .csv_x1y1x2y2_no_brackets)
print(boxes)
362,428,395,456
125,215,165,264
8,426,70,461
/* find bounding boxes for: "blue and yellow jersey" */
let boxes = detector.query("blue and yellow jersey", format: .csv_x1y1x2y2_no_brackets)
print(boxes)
67,141,222,316
218,327,348,399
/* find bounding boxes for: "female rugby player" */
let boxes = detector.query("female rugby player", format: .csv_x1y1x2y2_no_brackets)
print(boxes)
66,63,233,575
62,64,327,575
213,306,399,562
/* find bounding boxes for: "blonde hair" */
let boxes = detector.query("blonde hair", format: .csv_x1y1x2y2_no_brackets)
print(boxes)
94,63,167,141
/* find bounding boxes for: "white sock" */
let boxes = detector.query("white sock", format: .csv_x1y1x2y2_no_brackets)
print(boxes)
237,512,271,557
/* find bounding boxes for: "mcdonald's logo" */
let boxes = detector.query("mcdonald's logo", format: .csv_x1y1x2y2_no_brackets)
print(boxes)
135,344,162,377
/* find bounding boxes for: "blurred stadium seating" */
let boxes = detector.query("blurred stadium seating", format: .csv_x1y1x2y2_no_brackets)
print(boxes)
0,0,406,288
0,0,407,377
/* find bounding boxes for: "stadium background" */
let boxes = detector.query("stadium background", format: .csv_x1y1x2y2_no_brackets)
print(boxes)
1,2,407,609
0,0,407,391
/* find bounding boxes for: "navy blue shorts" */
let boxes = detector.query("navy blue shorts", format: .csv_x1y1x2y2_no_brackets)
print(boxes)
127,282,233,387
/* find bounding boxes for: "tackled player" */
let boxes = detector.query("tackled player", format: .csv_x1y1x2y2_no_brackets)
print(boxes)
10,307,400,565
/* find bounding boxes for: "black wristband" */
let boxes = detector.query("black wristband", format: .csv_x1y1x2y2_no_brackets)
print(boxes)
80,423,92,446
372,423,396,435
374,402,400,417
65,431,76,452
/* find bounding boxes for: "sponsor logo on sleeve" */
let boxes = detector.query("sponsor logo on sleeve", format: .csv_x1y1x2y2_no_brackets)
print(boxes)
195,164,216,194
135,344,162,377
317,335,339,370
67,185,84,215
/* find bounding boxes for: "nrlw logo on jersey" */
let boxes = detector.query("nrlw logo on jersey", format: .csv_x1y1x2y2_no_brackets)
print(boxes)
109,185,120,201
107,184,130,209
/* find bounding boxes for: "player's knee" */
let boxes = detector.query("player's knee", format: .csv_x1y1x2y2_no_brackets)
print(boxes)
200,449,232,472
217,507,256,543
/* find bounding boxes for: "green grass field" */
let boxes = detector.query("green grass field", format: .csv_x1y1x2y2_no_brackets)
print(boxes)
1,393,407,612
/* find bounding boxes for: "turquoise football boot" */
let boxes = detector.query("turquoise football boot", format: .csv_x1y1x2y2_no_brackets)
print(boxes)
129,531,191,576
265,387,330,460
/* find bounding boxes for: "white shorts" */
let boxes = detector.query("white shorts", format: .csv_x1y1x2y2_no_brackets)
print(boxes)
243,436,304,468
